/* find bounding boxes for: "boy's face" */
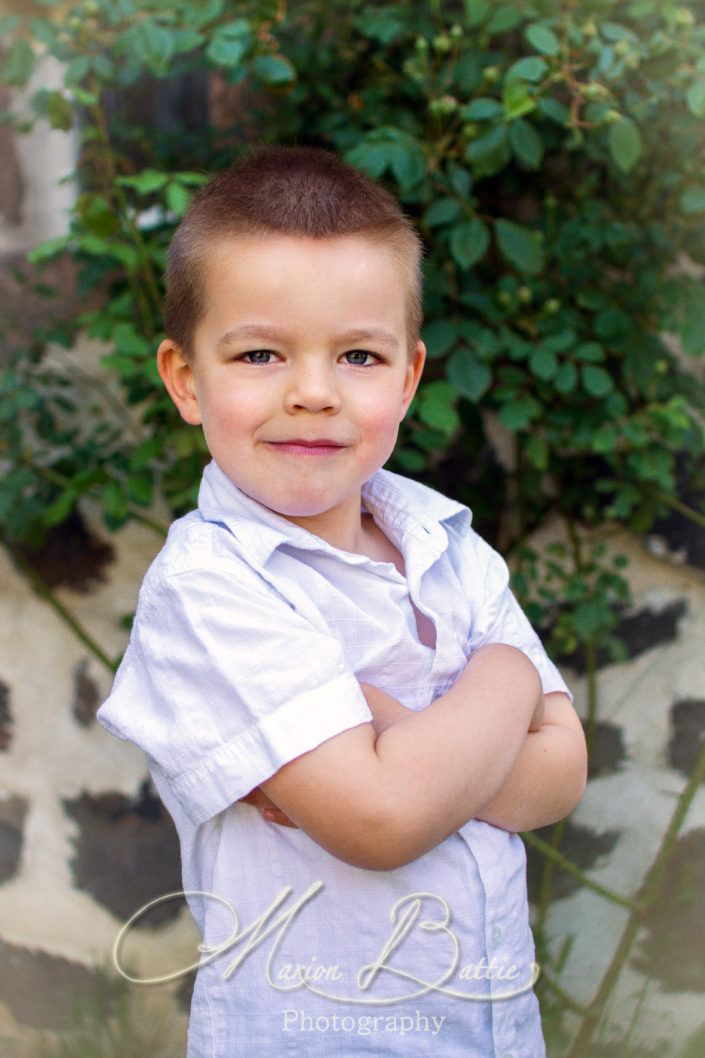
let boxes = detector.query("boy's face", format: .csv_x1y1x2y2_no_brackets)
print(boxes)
157,233,425,545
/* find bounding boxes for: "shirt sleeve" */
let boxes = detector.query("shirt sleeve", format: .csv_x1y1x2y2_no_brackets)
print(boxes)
96,557,374,827
462,527,572,700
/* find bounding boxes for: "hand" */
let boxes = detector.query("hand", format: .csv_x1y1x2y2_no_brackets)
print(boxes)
239,786,299,828
359,681,415,736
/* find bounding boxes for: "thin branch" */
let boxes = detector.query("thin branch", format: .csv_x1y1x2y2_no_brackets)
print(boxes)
1,536,118,674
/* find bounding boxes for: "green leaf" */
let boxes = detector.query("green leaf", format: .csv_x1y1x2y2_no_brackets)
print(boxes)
608,118,642,173
352,7,406,45
447,347,492,401
554,361,578,393
27,235,71,264
524,433,548,470
2,39,35,87
463,97,503,120
463,0,491,27
466,124,511,178
126,19,175,74
686,81,705,118
423,198,460,227
679,187,705,215
502,80,536,120
508,119,544,169
165,181,190,216
529,346,558,380
206,19,252,67
449,217,490,270
499,396,540,430
573,342,604,363
190,0,225,28
525,23,561,56
418,381,460,434
537,96,569,125
33,89,73,131
251,54,296,85
346,128,426,191
506,57,547,83
44,488,77,528
117,169,168,195
422,320,459,359
495,219,545,274
487,6,523,33
447,163,472,198
581,365,614,397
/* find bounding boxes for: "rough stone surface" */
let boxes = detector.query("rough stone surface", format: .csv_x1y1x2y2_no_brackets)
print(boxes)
0,795,26,884
0,678,12,750
63,778,182,924
631,828,705,992
15,510,114,593
0,936,103,1030
585,720,628,779
667,698,705,783
72,658,101,727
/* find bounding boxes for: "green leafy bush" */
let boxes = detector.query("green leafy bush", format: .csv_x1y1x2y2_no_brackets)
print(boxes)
2,0,705,650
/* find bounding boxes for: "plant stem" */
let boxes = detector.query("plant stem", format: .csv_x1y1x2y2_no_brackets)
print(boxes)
564,733,705,1058
523,830,640,912
1,536,118,674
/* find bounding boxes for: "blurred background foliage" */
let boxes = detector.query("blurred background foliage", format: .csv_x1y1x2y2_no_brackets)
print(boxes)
1,0,705,662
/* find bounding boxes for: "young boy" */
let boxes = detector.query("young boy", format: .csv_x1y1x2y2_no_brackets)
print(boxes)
97,146,587,1057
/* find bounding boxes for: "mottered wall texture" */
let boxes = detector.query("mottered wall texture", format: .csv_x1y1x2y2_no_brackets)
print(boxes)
0,491,703,1056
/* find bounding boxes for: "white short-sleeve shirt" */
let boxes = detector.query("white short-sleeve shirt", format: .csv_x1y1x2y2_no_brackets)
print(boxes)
97,460,570,1058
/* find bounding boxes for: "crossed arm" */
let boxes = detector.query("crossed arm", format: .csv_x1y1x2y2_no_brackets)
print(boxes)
241,645,588,867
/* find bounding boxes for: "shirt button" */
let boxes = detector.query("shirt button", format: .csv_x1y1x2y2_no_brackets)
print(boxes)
491,925,503,945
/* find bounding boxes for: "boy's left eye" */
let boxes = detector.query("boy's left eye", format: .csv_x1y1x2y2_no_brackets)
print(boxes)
342,350,381,367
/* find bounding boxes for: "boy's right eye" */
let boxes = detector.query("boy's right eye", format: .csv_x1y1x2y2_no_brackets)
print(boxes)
237,350,276,364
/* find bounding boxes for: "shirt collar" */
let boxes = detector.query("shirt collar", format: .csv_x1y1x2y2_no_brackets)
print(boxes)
197,459,471,569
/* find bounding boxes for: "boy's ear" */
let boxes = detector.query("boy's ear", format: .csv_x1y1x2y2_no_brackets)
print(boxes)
156,338,202,425
400,340,426,418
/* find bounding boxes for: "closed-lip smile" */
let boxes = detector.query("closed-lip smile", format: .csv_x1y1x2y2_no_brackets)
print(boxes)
265,438,349,455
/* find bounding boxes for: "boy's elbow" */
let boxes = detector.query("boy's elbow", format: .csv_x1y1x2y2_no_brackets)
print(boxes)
326,802,426,872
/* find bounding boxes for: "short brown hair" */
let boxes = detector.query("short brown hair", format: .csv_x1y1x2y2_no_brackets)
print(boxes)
164,145,423,359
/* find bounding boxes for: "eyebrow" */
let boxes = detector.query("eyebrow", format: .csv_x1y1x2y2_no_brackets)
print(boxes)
216,324,401,351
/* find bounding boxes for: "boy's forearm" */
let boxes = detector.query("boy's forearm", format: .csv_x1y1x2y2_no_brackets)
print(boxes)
473,692,588,832
367,644,541,866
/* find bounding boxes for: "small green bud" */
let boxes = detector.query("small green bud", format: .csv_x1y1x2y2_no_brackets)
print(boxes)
655,359,668,375
614,39,630,57
582,19,597,37
462,121,480,139
483,65,501,83
68,15,82,28
517,286,533,304
497,290,513,307
604,109,622,124
415,35,429,52
675,7,695,26
582,83,604,99
544,298,560,314
433,33,451,53
83,0,99,13
449,24,463,42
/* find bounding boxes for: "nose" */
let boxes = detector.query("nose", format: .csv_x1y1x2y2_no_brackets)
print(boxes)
283,358,342,414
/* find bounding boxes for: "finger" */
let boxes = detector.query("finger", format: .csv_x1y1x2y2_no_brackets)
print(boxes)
264,808,299,828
